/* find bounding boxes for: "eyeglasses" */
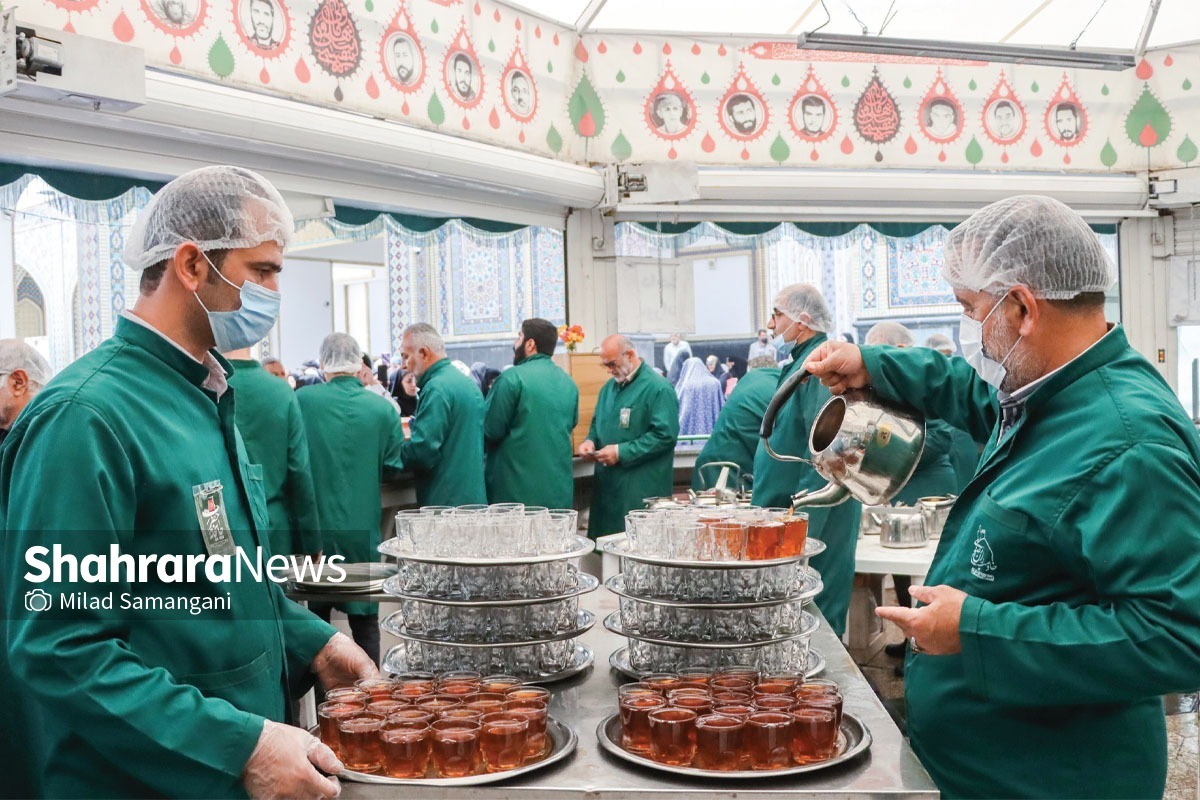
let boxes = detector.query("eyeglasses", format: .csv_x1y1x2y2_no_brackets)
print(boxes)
601,360,619,369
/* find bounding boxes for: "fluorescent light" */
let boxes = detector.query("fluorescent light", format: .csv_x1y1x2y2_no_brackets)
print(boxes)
796,33,1135,72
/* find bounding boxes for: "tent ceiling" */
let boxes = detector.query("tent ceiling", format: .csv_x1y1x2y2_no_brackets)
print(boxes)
511,0,1198,51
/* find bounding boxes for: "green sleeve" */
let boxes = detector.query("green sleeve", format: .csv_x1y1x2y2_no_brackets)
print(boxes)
586,386,603,445
381,409,407,479
619,384,680,466
959,443,1200,706
483,371,519,446
3,404,263,797
284,396,323,555
277,586,338,687
860,345,997,444
399,386,450,470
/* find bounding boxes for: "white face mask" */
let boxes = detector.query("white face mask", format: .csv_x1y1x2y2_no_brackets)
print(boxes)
959,295,1021,390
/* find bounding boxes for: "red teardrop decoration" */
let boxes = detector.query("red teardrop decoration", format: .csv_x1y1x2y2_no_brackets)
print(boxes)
691,43,701,55
633,42,642,55
366,74,379,99
463,115,471,130
574,41,588,62
534,25,540,38
295,58,311,83
259,66,270,83
1136,58,1153,80
597,41,607,54
1030,139,1043,157
112,10,135,42
1001,151,1009,163
840,135,854,154
515,17,522,30
937,150,947,162
553,33,559,45
1164,54,1174,67
662,42,671,55
579,110,596,137
473,2,481,16
518,130,525,143
717,44,727,56
169,45,182,65
700,132,716,152
1140,122,1159,147
63,20,76,33
809,148,819,161
740,147,750,160
489,107,501,129
904,135,918,155
401,100,409,115
668,146,678,159
493,8,501,22
1063,153,1071,164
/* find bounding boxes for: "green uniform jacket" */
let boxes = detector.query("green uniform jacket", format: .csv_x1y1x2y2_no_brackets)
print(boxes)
751,334,861,638
892,417,960,505
484,354,579,508
691,366,781,492
227,359,322,557
400,359,486,506
946,424,981,489
863,326,1200,799
0,317,337,799
297,376,406,615
586,364,679,537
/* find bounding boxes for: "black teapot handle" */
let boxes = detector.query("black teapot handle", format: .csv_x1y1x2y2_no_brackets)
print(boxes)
759,368,811,441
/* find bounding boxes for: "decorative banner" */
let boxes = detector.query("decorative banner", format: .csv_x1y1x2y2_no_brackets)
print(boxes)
717,64,770,150
1044,73,1087,163
380,2,427,104
139,0,209,64
788,65,838,161
854,68,901,162
443,20,483,114
917,69,963,161
308,0,361,100
501,37,537,127
645,61,699,157
981,71,1026,163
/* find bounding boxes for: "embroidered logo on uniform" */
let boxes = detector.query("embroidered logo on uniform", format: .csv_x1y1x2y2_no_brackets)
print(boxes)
970,527,996,582
620,407,632,429
193,481,237,557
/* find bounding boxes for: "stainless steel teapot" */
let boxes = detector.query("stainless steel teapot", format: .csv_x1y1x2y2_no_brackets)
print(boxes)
759,369,926,509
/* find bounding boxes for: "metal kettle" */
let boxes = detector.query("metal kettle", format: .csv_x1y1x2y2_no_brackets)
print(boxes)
759,369,926,509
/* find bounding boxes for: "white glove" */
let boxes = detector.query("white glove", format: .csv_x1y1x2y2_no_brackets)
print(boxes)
312,631,378,691
242,719,342,800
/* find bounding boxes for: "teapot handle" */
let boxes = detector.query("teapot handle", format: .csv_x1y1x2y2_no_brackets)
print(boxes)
759,368,814,464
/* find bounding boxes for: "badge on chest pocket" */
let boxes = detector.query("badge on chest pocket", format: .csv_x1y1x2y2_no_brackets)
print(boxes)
193,480,237,556
620,407,632,429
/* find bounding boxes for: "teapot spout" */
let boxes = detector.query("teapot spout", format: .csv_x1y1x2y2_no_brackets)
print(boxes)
790,482,851,509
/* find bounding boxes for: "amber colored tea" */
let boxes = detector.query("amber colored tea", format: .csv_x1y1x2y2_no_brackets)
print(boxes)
355,678,397,703
744,712,793,770
316,700,364,756
710,676,755,693
712,690,752,704
504,686,551,705
640,673,681,694
338,715,385,772
800,693,843,730
753,681,793,696
438,682,478,697
791,707,838,764
694,714,744,771
753,695,796,712
480,675,523,694
505,701,550,760
619,693,666,754
479,713,529,773
430,720,481,778
778,514,809,557
325,688,369,704
745,521,785,560
712,703,754,720
366,699,407,717
380,723,431,779
670,694,715,716
647,707,698,767
392,680,435,699
386,709,434,728
415,695,463,714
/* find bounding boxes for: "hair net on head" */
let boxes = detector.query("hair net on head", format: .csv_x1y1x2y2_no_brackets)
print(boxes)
319,332,364,374
124,166,294,271
942,195,1114,300
865,321,916,347
775,283,832,333
925,333,955,355
0,339,52,386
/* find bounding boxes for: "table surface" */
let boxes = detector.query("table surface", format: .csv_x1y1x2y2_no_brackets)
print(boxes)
854,534,937,578
335,585,939,799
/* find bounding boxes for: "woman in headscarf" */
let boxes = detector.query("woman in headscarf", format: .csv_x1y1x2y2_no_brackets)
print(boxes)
675,356,724,440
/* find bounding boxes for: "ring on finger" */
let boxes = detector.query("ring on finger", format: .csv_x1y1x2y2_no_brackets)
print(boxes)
909,637,924,654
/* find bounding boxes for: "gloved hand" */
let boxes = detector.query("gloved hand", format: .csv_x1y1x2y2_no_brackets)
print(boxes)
311,631,378,691
242,719,341,800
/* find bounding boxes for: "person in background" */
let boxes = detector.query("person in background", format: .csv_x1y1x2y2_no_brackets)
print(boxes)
925,333,955,356
470,361,502,399
923,333,981,489
677,356,724,440
748,328,774,361
804,195,1200,799
297,333,407,666
0,339,51,447
691,354,781,493
389,368,419,417
484,318,579,509
294,359,324,388
399,323,486,506
579,334,679,537
1,166,374,799
359,354,402,415
261,355,287,380
662,332,691,382
752,283,860,638
722,357,741,397
225,347,322,561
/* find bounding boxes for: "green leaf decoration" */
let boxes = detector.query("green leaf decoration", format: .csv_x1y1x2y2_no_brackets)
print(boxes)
568,72,605,138
1100,139,1118,168
770,133,790,164
771,74,781,86
427,92,445,125
1178,135,1198,165
968,78,977,91
430,18,438,33
364,0,373,11
1030,81,1039,93
1184,78,1193,91
546,124,563,154
1101,84,1110,96
208,34,235,78
611,130,632,161
616,70,626,83
841,75,850,88
1125,84,1172,148
902,76,911,89
487,39,495,53
965,135,983,166
700,71,710,84
547,60,554,73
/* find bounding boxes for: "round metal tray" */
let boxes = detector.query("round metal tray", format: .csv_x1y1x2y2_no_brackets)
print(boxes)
380,535,594,565
595,710,870,779
291,562,399,593
313,716,576,785
382,571,600,607
382,609,595,647
602,536,825,569
607,646,825,680
604,610,818,648
605,570,821,609
383,641,594,685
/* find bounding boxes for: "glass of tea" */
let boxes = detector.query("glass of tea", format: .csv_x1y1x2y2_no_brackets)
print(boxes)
504,685,551,706
619,693,666,754
505,700,550,761
791,706,838,764
380,721,431,779
647,707,698,767
753,695,796,713
337,713,385,772
430,719,481,778
479,712,529,773
316,700,365,757
694,714,745,771
775,511,809,557
744,711,793,770
355,678,397,703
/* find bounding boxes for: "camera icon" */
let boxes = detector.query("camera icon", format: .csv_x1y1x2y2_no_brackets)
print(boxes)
24,589,52,613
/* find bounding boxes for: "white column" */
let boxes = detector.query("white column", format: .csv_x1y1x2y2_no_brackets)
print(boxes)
278,257,334,368
0,210,15,338
1119,217,1174,388
564,208,617,341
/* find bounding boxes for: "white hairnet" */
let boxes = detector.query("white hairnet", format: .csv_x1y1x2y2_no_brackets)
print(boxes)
124,166,294,271
319,332,363,374
865,321,915,347
925,333,955,355
775,283,832,333
0,339,52,385
942,195,1114,300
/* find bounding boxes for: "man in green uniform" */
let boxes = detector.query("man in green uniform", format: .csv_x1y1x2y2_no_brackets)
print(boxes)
806,195,1200,799
485,318,579,508
579,334,679,537
0,339,52,447
298,333,407,665
925,334,982,487
752,283,860,638
691,355,781,492
0,166,376,799
225,348,322,560
399,322,486,506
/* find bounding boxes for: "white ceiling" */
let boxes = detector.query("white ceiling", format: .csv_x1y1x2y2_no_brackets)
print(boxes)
511,0,1197,51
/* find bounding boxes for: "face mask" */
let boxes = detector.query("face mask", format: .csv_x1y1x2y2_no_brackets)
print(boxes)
195,253,281,351
772,321,796,356
960,296,1021,390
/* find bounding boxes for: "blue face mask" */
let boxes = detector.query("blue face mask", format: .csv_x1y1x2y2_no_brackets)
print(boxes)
772,320,797,356
195,253,281,351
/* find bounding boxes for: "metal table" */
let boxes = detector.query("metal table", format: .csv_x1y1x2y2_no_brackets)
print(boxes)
338,586,938,799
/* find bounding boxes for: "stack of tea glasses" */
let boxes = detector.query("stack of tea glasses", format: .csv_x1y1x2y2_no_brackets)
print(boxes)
379,504,599,682
602,505,827,676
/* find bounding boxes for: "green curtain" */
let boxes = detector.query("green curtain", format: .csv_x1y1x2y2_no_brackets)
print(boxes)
630,219,1116,237
0,162,164,201
333,204,526,234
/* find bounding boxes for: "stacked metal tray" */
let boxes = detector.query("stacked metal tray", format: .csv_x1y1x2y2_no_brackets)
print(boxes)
379,535,598,683
601,536,828,677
